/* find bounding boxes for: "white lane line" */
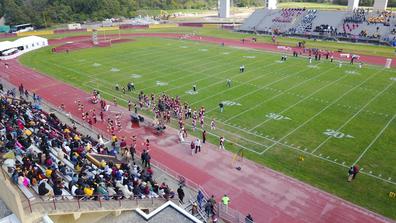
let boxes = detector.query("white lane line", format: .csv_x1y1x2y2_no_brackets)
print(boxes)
260,69,383,155
311,81,394,154
353,113,396,165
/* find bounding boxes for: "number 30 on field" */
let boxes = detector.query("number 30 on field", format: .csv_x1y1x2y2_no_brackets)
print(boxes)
323,129,354,139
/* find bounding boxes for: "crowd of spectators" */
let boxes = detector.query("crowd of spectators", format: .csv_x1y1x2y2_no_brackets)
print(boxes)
344,8,367,24
289,9,317,34
0,85,176,202
368,11,392,25
343,23,359,34
272,8,305,23
314,24,337,34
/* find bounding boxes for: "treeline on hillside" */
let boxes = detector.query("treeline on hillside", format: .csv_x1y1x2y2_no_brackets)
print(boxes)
2,0,396,28
0,0,263,27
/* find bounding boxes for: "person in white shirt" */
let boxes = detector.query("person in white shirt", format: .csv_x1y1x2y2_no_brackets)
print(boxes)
195,138,201,153
219,136,225,150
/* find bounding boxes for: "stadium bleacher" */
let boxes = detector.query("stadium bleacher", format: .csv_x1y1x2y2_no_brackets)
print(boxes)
0,88,178,204
239,7,396,44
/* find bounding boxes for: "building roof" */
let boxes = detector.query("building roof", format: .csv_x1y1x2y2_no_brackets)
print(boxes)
0,36,47,51
97,201,203,223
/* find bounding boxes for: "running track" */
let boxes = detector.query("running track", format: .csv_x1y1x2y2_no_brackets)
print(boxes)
0,34,395,223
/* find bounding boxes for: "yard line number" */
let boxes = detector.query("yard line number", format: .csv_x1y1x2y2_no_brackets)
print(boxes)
266,113,291,121
323,129,354,139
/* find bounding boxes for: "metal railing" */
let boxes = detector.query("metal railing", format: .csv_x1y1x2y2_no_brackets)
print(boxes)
21,194,176,214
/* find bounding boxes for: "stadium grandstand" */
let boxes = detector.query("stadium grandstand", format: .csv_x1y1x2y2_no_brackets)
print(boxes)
239,1,396,46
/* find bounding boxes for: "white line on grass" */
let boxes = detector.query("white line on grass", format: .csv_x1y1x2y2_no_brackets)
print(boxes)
61,41,233,80
204,62,325,114
249,70,347,130
81,82,264,154
91,53,283,97
227,66,340,124
352,113,396,165
186,60,302,104
86,41,282,92
45,45,262,94
260,69,383,155
85,43,237,79
79,80,396,186
311,81,394,154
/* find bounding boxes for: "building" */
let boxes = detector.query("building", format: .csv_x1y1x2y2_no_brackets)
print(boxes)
0,36,48,60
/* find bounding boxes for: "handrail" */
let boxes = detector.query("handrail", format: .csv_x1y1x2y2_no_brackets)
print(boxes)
21,194,177,214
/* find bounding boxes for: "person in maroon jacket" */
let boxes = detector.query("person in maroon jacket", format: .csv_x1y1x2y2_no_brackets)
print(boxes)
348,165,359,182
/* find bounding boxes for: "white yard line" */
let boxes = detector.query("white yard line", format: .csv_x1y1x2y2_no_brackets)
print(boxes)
87,40,279,89
86,43,236,79
81,82,264,154
249,70,347,131
90,52,280,97
311,81,394,154
353,113,396,165
59,42,179,67
188,60,300,106
260,69,384,155
205,63,324,114
42,45,254,92
228,66,340,124
59,41,233,80
80,79,396,186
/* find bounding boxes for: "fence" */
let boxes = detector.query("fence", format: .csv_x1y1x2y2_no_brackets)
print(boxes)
20,194,175,214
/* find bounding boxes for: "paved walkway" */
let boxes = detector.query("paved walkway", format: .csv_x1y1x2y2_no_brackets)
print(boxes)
0,35,395,223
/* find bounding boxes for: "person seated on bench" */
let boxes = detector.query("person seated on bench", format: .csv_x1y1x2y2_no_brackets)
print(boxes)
38,179,54,198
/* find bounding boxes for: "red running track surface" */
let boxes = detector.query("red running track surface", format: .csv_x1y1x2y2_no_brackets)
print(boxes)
0,34,395,223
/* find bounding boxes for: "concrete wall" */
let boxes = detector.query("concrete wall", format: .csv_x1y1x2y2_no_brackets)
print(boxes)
0,171,35,223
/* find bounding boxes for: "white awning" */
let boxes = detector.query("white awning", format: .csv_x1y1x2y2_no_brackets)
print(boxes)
0,36,48,51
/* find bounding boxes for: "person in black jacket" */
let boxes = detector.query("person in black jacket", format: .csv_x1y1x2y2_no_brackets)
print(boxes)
177,186,185,204
38,180,53,198
245,214,254,223
53,182,63,197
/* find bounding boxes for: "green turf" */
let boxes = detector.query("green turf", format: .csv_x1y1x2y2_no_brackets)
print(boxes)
20,37,396,219
3,25,396,58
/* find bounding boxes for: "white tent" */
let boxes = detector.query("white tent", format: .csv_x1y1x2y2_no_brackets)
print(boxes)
0,36,48,60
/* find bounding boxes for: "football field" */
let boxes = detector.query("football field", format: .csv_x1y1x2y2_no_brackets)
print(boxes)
21,36,396,218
